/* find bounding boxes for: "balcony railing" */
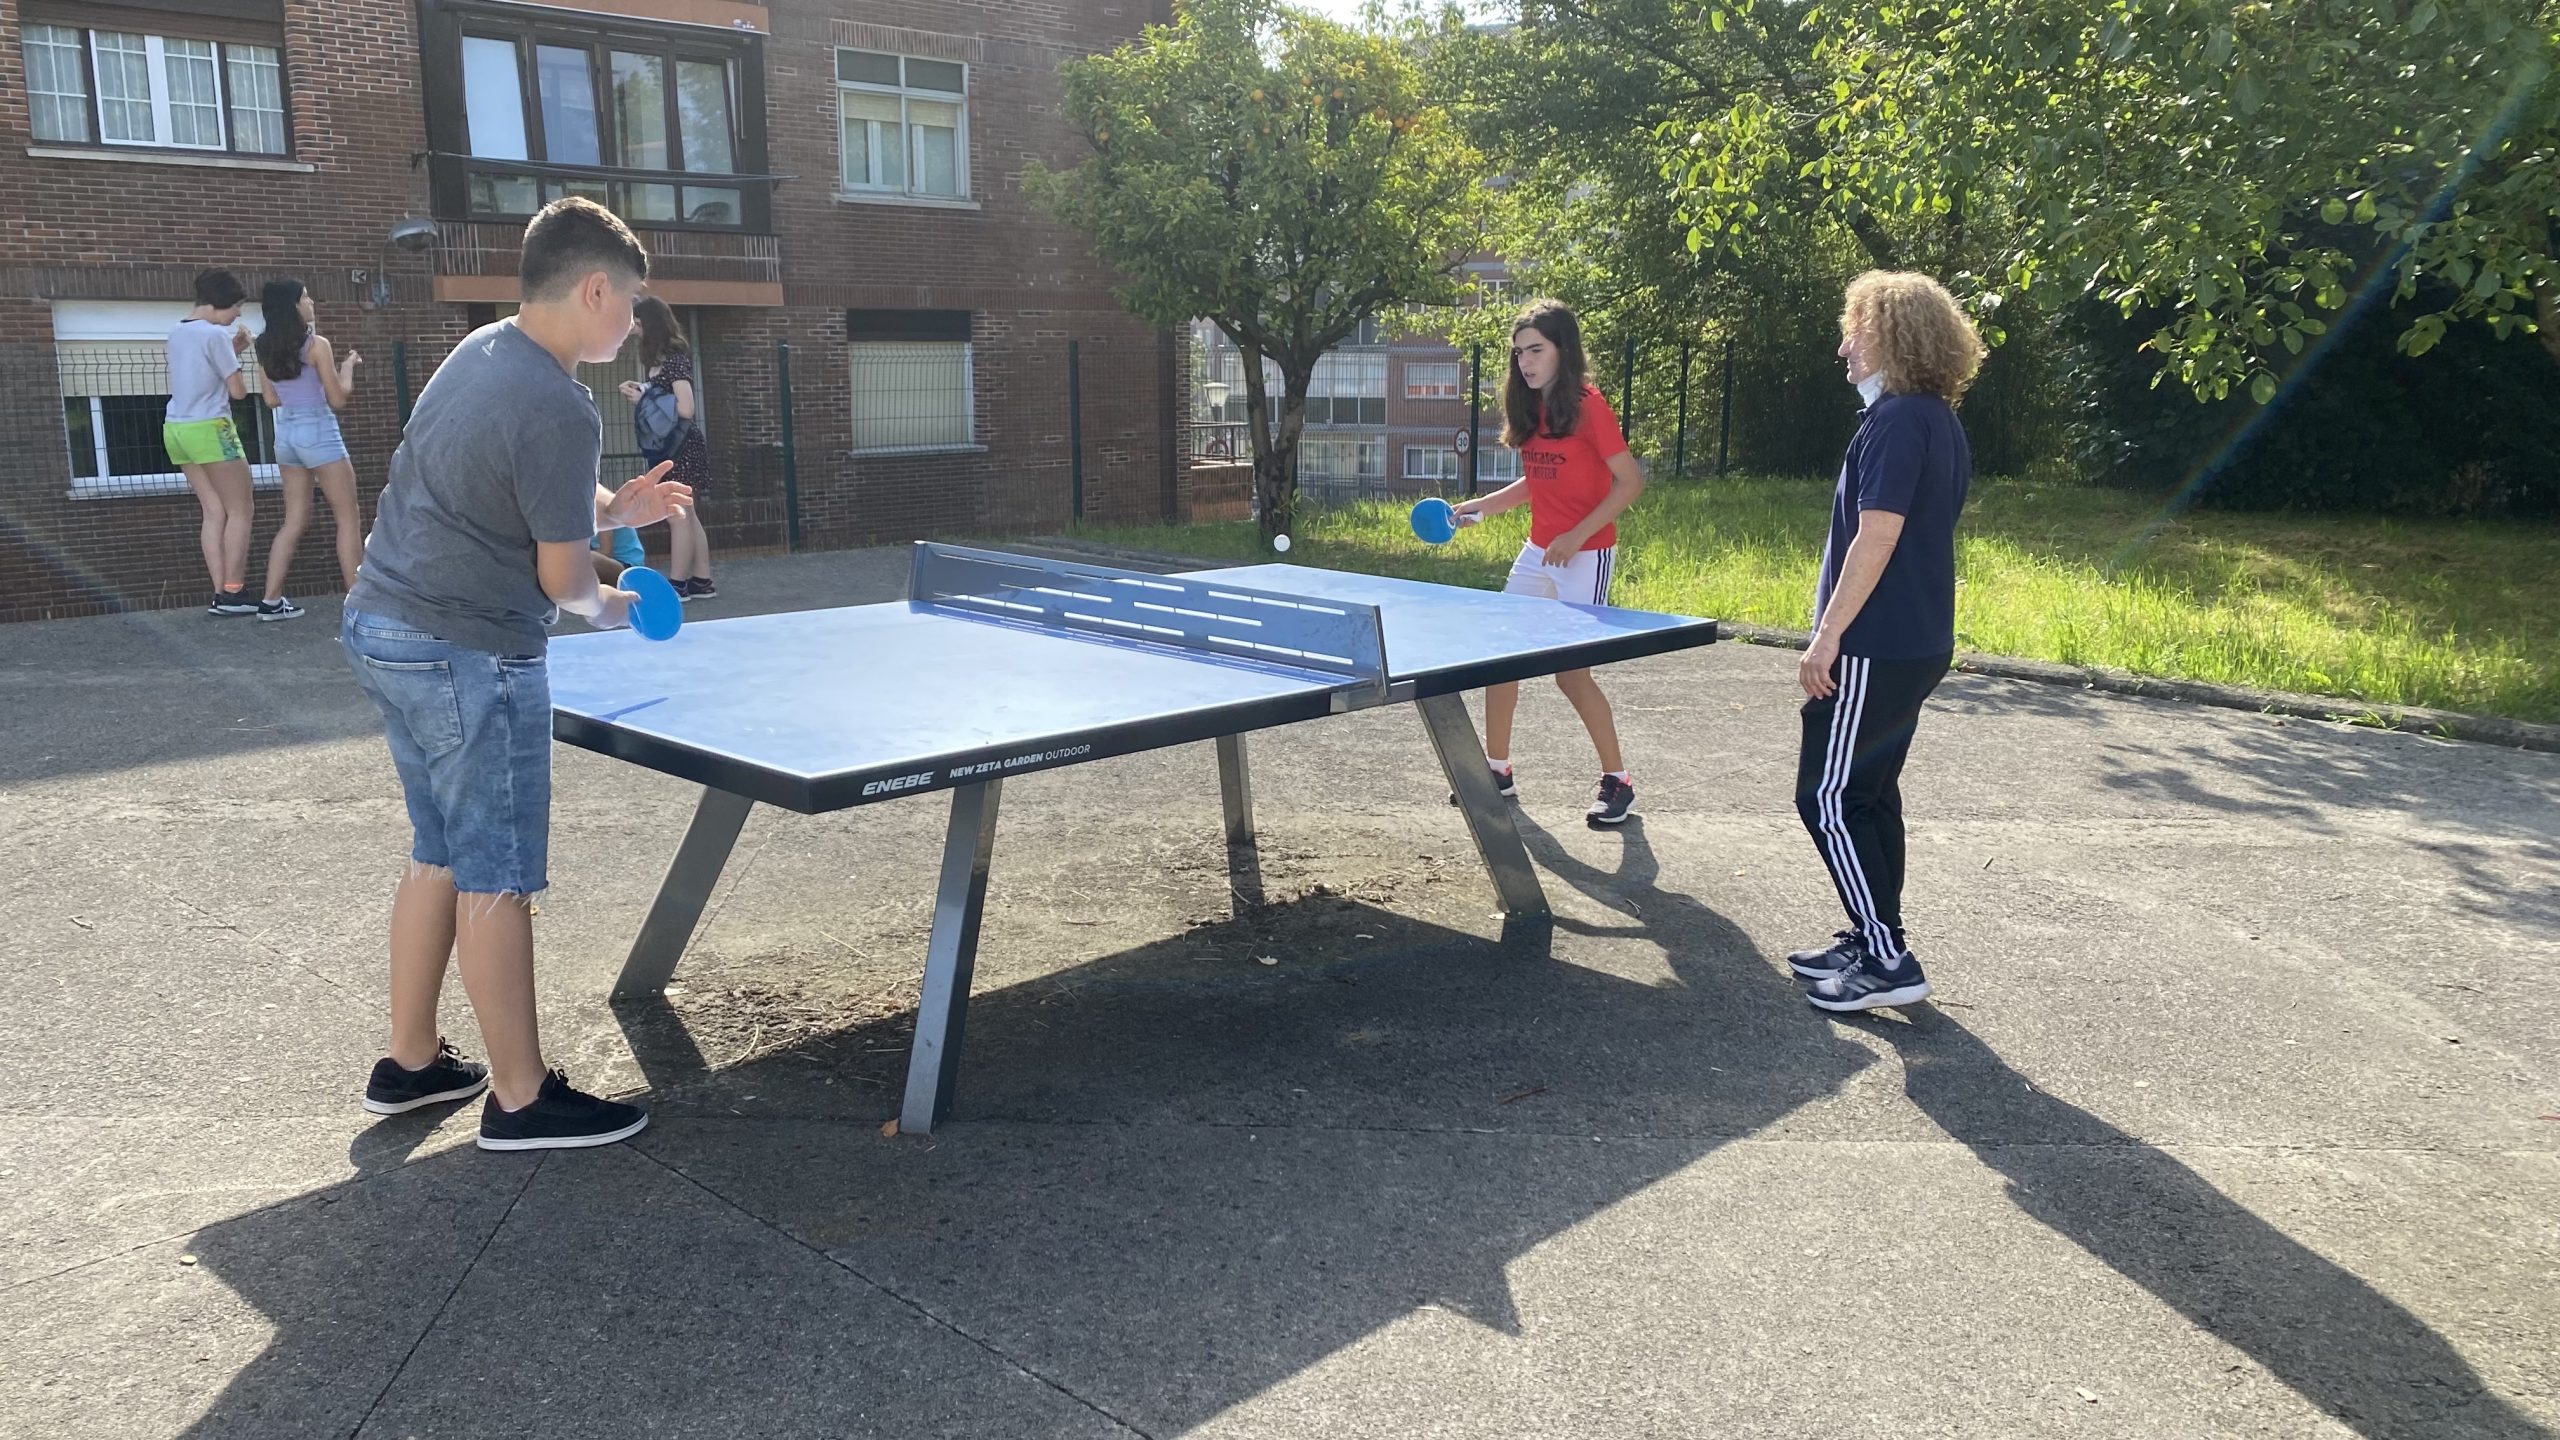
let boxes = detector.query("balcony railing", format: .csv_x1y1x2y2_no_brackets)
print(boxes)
434,221,782,288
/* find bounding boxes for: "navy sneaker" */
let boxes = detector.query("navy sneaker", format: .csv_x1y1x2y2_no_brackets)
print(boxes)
477,1069,649,1152
362,1038,490,1115
1448,763,1519,806
1805,950,1933,1013
256,595,305,622
1788,930,1866,979
208,588,257,616
685,576,718,599
1586,773,1636,826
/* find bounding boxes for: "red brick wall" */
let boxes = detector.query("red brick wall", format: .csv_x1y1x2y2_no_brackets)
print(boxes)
0,0,1183,622
0,0,442,622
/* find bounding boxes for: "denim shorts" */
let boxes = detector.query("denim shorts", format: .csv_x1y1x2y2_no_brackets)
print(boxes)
273,405,350,468
341,608,553,896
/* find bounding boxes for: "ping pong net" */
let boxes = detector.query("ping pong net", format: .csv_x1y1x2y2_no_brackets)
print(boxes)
909,543,1390,707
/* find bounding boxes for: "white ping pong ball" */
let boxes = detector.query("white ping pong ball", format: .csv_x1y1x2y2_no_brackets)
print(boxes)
1273,534,1291,553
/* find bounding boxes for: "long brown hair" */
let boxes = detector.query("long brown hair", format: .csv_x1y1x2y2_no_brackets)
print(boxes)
254,278,309,382
634,294,689,372
1500,298,1591,447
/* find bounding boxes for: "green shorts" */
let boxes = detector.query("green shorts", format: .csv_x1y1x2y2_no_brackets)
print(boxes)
163,416,243,467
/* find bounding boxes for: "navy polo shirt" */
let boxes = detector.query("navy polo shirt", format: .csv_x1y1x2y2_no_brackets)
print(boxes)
1816,391,1971,660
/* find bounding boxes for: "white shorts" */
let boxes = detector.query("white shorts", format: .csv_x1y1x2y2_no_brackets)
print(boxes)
1502,542,1617,606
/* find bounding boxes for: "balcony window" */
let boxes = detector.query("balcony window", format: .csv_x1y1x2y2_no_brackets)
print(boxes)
441,15,759,230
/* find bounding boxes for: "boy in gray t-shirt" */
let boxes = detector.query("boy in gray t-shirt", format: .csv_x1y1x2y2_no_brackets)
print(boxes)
164,269,259,614
341,199,691,1151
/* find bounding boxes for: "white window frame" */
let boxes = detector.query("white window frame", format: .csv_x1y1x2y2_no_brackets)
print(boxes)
835,50,970,201
1475,447,1522,485
33,27,289,155
1403,445,1460,481
848,340,977,454
52,301,282,499
1405,362,1462,400
25,24,92,144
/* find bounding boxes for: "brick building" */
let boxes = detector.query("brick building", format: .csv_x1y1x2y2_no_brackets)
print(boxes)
0,0,1183,623
1191,257,1517,508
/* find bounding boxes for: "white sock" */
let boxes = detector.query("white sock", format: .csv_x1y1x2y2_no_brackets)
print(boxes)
1606,770,1631,783
1486,756,1512,773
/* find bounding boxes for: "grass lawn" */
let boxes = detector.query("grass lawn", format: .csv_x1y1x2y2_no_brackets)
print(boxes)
1067,474,2560,725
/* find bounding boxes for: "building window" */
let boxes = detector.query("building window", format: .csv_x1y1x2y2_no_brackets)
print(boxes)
837,49,968,200
1403,445,1460,482
1306,352,1386,426
1347,316,1384,346
51,301,277,498
1299,439,1384,483
449,21,751,227
26,25,92,143
1405,362,1462,400
1475,447,1521,485
849,310,974,452
24,25,289,155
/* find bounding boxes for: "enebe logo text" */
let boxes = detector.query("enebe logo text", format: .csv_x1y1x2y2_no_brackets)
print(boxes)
860,771,936,797
948,744,1094,781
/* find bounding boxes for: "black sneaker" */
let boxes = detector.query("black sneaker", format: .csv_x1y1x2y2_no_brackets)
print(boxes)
687,576,718,599
1587,773,1636,826
1448,763,1519,806
1788,930,1866,979
1805,950,1933,1013
208,589,257,615
362,1038,490,1115
477,1069,649,1152
256,595,305,622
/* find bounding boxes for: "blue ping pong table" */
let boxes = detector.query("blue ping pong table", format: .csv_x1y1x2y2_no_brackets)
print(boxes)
549,543,1718,1133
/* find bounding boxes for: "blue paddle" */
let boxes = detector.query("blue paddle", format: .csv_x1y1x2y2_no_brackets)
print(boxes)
620,565,683,642
1410,497,1458,545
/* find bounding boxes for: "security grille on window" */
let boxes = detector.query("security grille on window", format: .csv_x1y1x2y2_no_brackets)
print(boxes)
51,301,276,497
837,50,968,200
1405,362,1461,400
22,23,288,155
1403,445,1460,482
1299,439,1384,481
849,310,973,452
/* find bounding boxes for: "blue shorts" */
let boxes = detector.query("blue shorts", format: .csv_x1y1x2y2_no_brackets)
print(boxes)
273,405,350,468
592,526,645,568
341,608,553,896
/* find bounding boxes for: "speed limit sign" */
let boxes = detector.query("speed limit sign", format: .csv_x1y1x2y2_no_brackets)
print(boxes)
1452,428,1472,455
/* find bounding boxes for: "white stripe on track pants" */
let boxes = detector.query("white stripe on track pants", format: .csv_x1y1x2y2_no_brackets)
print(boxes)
1793,651,1950,961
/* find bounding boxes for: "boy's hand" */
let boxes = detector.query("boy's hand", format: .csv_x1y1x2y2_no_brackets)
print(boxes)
596,587,636,630
605,462,691,527
231,324,253,353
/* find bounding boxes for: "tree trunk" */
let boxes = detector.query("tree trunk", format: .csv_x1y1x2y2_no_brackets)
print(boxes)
2538,279,2560,369
1240,348,1311,538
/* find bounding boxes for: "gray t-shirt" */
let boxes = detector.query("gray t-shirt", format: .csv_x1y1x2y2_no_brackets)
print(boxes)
164,318,241,423
347,322,600,656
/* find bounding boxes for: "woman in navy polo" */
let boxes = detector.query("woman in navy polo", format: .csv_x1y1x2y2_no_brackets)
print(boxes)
1786,271,1987,1013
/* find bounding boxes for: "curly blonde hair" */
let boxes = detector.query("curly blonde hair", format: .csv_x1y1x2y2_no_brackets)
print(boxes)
1840,271,1987,404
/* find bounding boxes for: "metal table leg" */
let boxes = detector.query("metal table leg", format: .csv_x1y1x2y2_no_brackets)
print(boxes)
899,779,1004,1135
612,786,756,998
1216,732,1263,908
1418,692,1549,918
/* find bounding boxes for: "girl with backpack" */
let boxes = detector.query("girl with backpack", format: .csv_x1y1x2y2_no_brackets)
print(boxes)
618,297,716,598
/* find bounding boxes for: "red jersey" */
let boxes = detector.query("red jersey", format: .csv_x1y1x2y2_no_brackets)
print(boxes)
1519,383,1629,549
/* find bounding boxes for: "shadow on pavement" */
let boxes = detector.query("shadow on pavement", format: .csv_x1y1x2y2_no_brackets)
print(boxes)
1882,1005,2553,1440
167,850,1876,1437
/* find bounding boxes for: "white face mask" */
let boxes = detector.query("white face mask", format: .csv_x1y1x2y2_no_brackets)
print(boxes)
1856,373,1887,406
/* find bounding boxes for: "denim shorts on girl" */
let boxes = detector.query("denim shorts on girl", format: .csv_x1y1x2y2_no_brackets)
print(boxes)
273,405,350,468
341,608,553,896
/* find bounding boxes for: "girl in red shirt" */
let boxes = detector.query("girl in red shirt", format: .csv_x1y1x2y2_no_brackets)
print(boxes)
1452,299,1647,824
